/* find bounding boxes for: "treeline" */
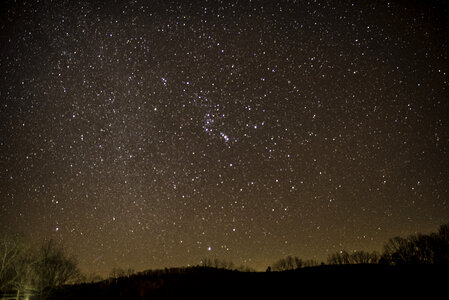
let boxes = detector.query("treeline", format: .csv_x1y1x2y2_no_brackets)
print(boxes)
0,235,80,299
1,222,448,298
380,222,449,265
201,258,255,272
329,223,449,266
270,222,449,270
269,256,319,271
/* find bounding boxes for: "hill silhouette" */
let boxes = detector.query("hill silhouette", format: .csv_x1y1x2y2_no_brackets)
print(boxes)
47,264,446,299
1,222,448,299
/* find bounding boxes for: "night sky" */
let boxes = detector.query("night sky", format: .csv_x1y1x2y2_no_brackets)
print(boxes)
1,0,448,276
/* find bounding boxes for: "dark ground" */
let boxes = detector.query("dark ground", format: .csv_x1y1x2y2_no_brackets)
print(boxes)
47,264,447,299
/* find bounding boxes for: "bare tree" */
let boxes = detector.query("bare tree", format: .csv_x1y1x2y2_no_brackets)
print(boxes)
82,272,103,283
435,223,449,264
327,250,350,265
294,256,303,268
201,258,212,268
0,234,35,298
327,250,379,265
272,256,304,271
213,258,220,268
222,260,234,270
0,234,25,292
272,257,287,271
380,223,449,265
109,267,126,279
1,237,79,299
285,256,294,270
351,251,380,264
32,240,80,299
126,268,135,277
201,258,235,270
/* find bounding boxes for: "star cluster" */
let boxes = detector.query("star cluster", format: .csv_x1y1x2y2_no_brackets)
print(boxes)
1,0,448,275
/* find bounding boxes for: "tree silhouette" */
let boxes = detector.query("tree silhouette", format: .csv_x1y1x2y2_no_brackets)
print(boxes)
33,240,80,299
327,250,379,265
380,223,449,265
0,234,24,292
433,223,449,264
0,237,80,299
272,256,304,271
109,267,126,279
0,234,36,299
201,258,235,270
